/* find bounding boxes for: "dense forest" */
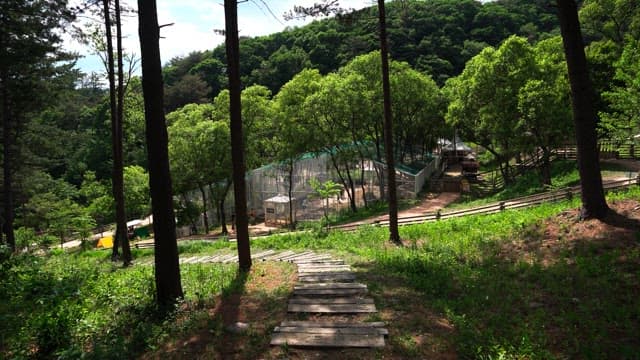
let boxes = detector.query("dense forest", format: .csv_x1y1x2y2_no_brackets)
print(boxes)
163,0,561,111
1,0,639,250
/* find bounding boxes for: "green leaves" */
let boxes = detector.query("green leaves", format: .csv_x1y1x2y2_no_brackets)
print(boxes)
445,36,572,184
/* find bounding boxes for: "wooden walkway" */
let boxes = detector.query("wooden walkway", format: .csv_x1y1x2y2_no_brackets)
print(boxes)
269,252,387,348
138,250,388,348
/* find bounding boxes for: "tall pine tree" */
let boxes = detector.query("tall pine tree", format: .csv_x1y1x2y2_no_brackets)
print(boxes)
224,0,252,271
556,0,609,219
0,0,74,251
137,0,183,308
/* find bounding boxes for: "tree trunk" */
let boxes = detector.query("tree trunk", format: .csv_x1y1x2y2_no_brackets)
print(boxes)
360,157,368,207
182,193,198,233
344,163,357,212
219,199,228,235
1,68,15,251
287,159,296,230
137,0,183,308
378,0,401,245
103,0,127,262
217,181,232,235
115,0,132,265
328,153,354,212
225,0,252,271
199,185,209,233
556,0,609,219
540,147,552,186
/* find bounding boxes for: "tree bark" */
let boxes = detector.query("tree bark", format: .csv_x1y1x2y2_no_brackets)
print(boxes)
103,0,123,261
378,0,401,245
540,146,552,186
217,181,231,235
224,0,252,271
287,159,296,230
137,0,183,308
344,162,357,212
1,68,15,251
556,0,609,219
199,185,209,233
115,0,132,265
359,157,368,208
328,153,355,212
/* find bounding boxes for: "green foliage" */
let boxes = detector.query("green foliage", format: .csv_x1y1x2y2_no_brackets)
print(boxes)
600,37,640,140
445,36,572,184
80,171,115,226
309,178,343,222
164,73,210,113
15,227,39,251
123,165,150,219
0,252,237,359
162,0,559,94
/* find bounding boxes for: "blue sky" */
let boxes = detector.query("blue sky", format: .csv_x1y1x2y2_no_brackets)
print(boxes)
67,0,374,75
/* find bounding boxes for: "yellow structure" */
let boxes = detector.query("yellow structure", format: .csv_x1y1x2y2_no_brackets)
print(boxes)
97,236,113,248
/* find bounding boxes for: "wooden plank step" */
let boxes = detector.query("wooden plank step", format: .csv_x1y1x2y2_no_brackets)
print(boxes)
207,254,228,262
270,332,384,348
190,256,209,263
263,251,296,261
222,255,240,263
290,255,333,262
292,288,366,296
297,273,356,282
252,250,276,260
298,267,351,273
179,257,197,264
294,282,366,290
288,255,333,263
274,326,388,336
202,256,216,263
289,297,374,304
280,321,386,328
217,254,237,263
288,303,376,313
298,264,351,269
293,259,344,265
277,251,315,261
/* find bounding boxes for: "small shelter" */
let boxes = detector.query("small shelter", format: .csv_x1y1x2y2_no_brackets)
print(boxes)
442,140,473,163
264,194,296,227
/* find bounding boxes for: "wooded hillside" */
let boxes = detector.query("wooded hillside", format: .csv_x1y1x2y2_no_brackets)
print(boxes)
162,0,560,111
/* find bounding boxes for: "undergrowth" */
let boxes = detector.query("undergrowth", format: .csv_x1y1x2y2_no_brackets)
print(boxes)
2,186,638,359
452,160,630,208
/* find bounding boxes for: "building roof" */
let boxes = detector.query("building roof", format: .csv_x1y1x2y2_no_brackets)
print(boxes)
264,194,295,203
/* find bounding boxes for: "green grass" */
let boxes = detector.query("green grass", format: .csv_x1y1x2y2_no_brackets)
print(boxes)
451,160,633,208
2,185,639,359
0,251,238,359
249,187,640,358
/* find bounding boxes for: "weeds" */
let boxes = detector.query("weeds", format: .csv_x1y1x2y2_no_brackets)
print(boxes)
2,187,639,358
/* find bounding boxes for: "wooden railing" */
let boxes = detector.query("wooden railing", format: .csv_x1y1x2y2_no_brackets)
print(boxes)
330,177,638,231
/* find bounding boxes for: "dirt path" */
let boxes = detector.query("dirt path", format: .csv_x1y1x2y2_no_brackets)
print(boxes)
602,158,640,172
341,192,460,227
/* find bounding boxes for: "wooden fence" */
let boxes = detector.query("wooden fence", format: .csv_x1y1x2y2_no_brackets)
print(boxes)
330,177,639,231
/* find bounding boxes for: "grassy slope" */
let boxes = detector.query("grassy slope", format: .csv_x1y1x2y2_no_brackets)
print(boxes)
2,182,639,358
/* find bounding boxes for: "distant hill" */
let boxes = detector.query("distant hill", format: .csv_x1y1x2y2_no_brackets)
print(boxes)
163,0,559,111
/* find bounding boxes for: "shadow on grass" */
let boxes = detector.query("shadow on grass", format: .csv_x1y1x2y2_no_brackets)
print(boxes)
213,270,249,359
358,237,640,359
603,208,640,232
